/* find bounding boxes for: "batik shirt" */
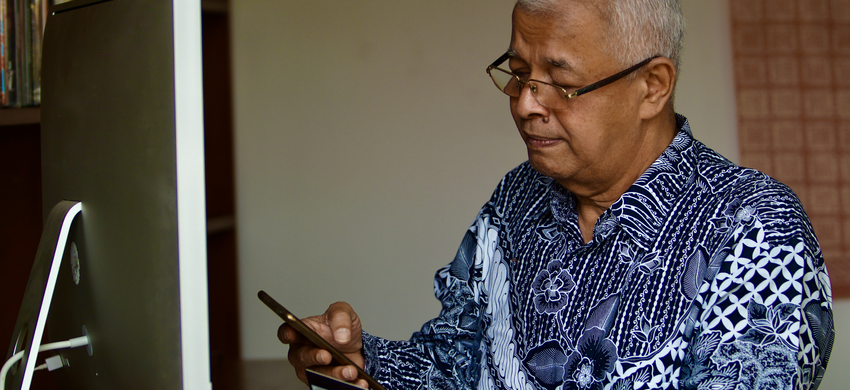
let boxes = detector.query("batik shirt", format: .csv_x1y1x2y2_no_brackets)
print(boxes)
361,116,834,390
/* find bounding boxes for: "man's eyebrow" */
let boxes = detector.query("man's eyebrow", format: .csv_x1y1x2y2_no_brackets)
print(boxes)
544,56,575,71
505,48,575,72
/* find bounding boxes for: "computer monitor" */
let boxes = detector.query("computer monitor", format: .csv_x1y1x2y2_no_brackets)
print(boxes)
4,0,210,388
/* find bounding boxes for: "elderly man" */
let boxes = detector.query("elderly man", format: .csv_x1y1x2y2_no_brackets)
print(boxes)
279,0,834,389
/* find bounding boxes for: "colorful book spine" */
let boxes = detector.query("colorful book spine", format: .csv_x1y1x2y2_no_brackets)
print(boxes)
5,0,19,107
1,0,6,106
20,0,32,106
1,0,51,107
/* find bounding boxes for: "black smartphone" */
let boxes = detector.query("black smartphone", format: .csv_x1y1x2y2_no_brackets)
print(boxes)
257,290,386,390
307,369,366,390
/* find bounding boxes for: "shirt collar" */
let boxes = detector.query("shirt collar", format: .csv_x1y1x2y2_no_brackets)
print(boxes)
611,114,696,251
547,114,697,251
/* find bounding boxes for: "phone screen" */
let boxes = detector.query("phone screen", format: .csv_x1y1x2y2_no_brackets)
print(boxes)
307,369,365,390
257,290,386,390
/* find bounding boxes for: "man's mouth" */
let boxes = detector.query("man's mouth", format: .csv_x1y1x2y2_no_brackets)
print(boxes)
525,135,561,148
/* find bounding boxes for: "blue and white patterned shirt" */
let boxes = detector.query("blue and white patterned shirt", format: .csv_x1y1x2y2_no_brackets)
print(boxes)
361,116,834,390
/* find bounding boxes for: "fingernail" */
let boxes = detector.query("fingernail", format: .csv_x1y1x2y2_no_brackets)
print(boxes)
334,328,351,343
343,366,356,379
317,350,330,365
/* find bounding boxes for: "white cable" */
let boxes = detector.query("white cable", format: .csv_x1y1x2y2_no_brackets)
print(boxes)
0,335,89,390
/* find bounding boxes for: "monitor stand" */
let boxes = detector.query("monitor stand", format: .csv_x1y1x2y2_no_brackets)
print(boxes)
5,200,82,390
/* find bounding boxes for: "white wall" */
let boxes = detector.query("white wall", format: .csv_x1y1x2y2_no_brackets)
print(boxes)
821,299,850,390
677,0,738,162
232,0,522,359
233,3,845,385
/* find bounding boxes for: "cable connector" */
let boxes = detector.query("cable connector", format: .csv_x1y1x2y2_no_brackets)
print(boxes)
45,355,66,371
1,333,91,389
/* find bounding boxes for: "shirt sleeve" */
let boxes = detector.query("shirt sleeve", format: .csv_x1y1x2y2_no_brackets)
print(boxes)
361,219,489,390
683,191,834,390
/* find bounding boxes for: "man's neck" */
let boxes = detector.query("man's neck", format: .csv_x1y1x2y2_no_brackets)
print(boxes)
568,113,678,243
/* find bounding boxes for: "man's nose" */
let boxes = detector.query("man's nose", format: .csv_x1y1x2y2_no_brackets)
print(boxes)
515,81,550,119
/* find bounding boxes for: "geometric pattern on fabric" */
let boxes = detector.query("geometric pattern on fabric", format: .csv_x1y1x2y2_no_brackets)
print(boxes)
361,115,834,389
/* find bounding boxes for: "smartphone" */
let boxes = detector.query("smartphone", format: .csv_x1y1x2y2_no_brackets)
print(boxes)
257,290,386,390
307,369,366,390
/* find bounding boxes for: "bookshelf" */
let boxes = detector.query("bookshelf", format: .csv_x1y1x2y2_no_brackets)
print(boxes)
0,107,40,125
0,0,225,129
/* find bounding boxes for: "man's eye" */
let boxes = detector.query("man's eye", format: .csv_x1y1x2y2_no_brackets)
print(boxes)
551,80,577,91
513,71,531,81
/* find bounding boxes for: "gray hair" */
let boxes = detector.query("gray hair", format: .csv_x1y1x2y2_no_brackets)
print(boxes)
515,0,685,71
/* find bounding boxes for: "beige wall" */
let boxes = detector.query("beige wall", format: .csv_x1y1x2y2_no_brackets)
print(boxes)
231,0,825,370
232,0,522,359
822,299,849,390
677,0,738,162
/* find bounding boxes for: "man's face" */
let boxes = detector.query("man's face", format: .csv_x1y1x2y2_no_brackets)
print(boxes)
509,3,647,194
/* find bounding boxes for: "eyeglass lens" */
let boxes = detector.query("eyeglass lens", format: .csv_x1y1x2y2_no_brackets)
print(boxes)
488,67,570,110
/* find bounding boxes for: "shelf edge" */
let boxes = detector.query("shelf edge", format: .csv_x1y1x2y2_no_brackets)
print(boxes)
0,107,41,126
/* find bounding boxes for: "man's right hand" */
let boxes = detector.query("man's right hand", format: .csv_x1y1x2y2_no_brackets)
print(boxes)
277,301,368,389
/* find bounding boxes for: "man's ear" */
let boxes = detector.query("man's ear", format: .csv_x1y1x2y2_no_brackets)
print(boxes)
638,57,676,120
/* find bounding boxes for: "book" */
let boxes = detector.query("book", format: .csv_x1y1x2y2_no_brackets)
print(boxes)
31,0,44,104
0,0,48,107
20,0,31,106
4,0,18,106
1,0,6,105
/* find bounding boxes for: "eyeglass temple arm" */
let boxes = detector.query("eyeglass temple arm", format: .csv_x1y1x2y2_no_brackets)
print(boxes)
487,52,512,71
568,55,660,98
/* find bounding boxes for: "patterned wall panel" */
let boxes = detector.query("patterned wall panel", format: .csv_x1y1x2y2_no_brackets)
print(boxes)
731,0,850,296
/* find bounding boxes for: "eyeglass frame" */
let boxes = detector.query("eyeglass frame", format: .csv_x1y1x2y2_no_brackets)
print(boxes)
485,52,661,109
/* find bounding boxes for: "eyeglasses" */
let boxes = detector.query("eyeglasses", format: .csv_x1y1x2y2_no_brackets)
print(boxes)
486,53,660,110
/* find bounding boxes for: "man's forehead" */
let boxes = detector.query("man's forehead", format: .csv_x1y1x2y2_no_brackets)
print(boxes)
508,2,609,73
506,48,576,72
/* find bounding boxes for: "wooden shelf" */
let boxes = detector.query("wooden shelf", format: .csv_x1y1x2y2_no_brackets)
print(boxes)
0,107,40,126
207,214,236,235
202,0,227,14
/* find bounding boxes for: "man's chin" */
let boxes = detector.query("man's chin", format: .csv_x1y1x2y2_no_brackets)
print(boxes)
527,157,571,182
